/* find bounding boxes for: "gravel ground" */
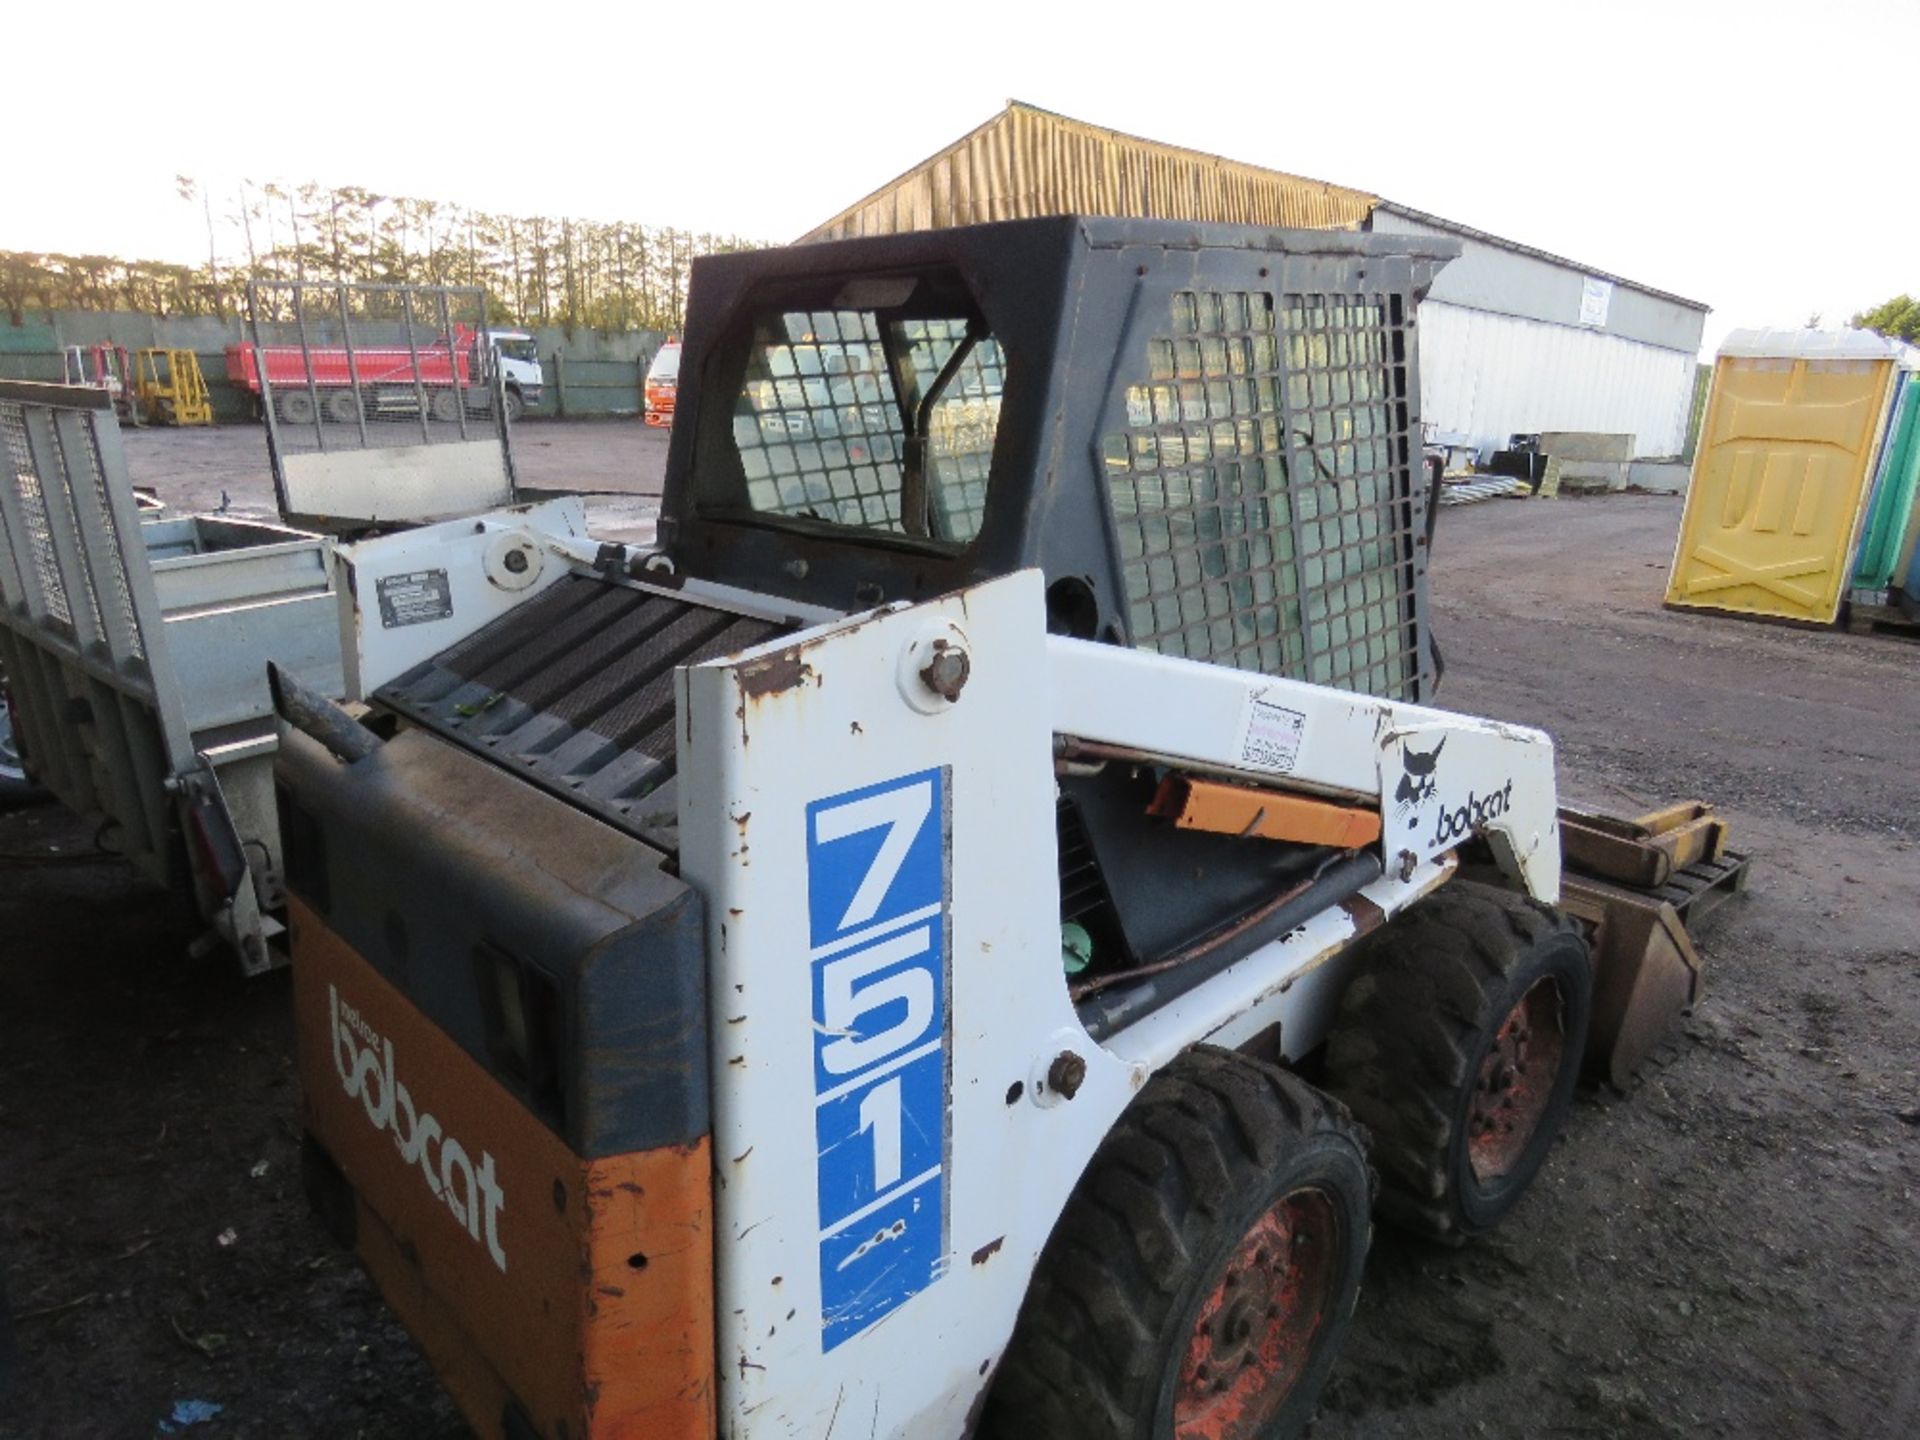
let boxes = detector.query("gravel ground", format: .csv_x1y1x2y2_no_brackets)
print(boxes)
1,484,1916,1439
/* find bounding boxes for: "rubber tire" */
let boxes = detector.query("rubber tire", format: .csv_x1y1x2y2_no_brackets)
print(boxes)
276,389,317,426
501,386,525,423
323,389,361,425
980,1046,1373,1440
1324,882,1591,1245
429,389,461,423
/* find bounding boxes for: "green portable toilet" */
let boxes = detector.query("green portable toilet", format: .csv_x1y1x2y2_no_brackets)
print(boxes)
1853,370,1920,593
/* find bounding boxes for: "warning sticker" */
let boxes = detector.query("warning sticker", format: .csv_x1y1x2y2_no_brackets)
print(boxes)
1238,696,1307,773
376,569,454,629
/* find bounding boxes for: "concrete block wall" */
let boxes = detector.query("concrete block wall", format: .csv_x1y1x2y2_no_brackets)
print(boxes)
1539,431,1633,491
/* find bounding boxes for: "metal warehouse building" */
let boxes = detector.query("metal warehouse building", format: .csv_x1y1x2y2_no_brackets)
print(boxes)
801,103,1709,460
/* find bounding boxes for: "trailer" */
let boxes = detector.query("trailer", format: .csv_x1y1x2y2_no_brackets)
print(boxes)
0,380,340,969
0,375,591,970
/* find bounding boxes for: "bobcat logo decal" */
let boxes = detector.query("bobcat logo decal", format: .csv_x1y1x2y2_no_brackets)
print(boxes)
1394,737,1446,810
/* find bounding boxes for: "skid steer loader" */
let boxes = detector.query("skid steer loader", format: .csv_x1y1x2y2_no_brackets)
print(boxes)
275,216,1594,1440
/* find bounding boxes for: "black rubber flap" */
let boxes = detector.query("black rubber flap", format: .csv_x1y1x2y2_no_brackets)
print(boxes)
376,575,782,842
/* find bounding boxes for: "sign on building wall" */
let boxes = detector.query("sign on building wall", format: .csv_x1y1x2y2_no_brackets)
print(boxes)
1579,277,1614,328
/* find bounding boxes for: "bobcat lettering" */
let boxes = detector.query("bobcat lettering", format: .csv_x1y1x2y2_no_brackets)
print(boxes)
330,985,508,1272
1429,780,1515,847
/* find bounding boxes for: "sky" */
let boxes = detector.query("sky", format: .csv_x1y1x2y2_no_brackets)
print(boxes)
7,0,1916,357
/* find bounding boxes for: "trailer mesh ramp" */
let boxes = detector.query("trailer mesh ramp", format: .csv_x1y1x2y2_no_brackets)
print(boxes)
376,575,782,839
0,383,197,885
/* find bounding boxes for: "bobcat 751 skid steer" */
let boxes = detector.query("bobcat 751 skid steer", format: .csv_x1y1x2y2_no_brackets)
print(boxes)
274,216,1596,1440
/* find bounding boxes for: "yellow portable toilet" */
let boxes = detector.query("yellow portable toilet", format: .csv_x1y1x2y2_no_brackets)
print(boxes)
1667,329,1903,624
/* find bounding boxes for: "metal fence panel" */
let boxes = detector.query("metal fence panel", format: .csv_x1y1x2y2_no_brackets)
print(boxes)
546,356,647,416
245,282,516,531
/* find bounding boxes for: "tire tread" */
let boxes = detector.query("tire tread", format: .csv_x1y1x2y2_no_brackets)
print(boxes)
980,1048,1372,1440
1325,881,1586,1242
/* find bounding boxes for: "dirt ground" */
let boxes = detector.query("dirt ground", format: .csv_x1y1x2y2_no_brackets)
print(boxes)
2,483,1917,1439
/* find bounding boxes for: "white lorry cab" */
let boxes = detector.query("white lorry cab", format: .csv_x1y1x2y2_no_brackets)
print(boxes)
488,331,544,420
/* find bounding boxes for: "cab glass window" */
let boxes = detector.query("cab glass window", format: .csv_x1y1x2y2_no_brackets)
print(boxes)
723,307,1004,545
648,342,681,382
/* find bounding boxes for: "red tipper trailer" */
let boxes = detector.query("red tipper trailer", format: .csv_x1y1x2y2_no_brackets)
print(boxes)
227,326,487,422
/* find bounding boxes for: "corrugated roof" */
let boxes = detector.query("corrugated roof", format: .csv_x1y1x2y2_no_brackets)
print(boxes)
798,102,1379,243
800,105,1706,321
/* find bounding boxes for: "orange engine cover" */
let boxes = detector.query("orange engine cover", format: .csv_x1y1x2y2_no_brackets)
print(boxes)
292,902,716,1440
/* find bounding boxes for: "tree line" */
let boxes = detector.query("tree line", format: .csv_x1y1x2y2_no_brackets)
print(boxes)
1,176,762,333
1851,295,1920,346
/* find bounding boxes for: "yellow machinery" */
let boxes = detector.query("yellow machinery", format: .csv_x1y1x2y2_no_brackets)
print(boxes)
132,348,213,426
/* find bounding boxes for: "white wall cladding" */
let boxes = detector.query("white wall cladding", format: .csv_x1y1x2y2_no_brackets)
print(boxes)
1372,206,1707,355
1417,301,1696,459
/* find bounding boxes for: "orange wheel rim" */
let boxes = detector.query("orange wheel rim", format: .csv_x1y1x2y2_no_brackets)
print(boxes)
1468,977,1566,1183
1172,1188,1340,1440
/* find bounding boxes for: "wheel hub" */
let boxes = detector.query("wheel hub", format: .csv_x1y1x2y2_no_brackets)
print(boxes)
1174,1188,1339,1440
1467,977,1567,1183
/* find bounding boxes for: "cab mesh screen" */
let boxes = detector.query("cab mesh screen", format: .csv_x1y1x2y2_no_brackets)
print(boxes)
1102,288,1418,700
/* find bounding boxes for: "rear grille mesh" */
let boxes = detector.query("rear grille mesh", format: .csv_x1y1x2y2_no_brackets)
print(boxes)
376,576,783,840
1057,796,1110,923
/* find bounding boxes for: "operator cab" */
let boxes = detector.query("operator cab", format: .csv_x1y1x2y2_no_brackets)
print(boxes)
646,218,1457,1005
485,330,543,411
645,341,682,427
490,332,540,366
659,217,1452,707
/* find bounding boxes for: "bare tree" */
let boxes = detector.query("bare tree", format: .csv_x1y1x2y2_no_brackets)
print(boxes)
3,175,763,330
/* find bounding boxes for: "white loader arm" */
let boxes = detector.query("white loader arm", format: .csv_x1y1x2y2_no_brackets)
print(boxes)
1046,636,1562,902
